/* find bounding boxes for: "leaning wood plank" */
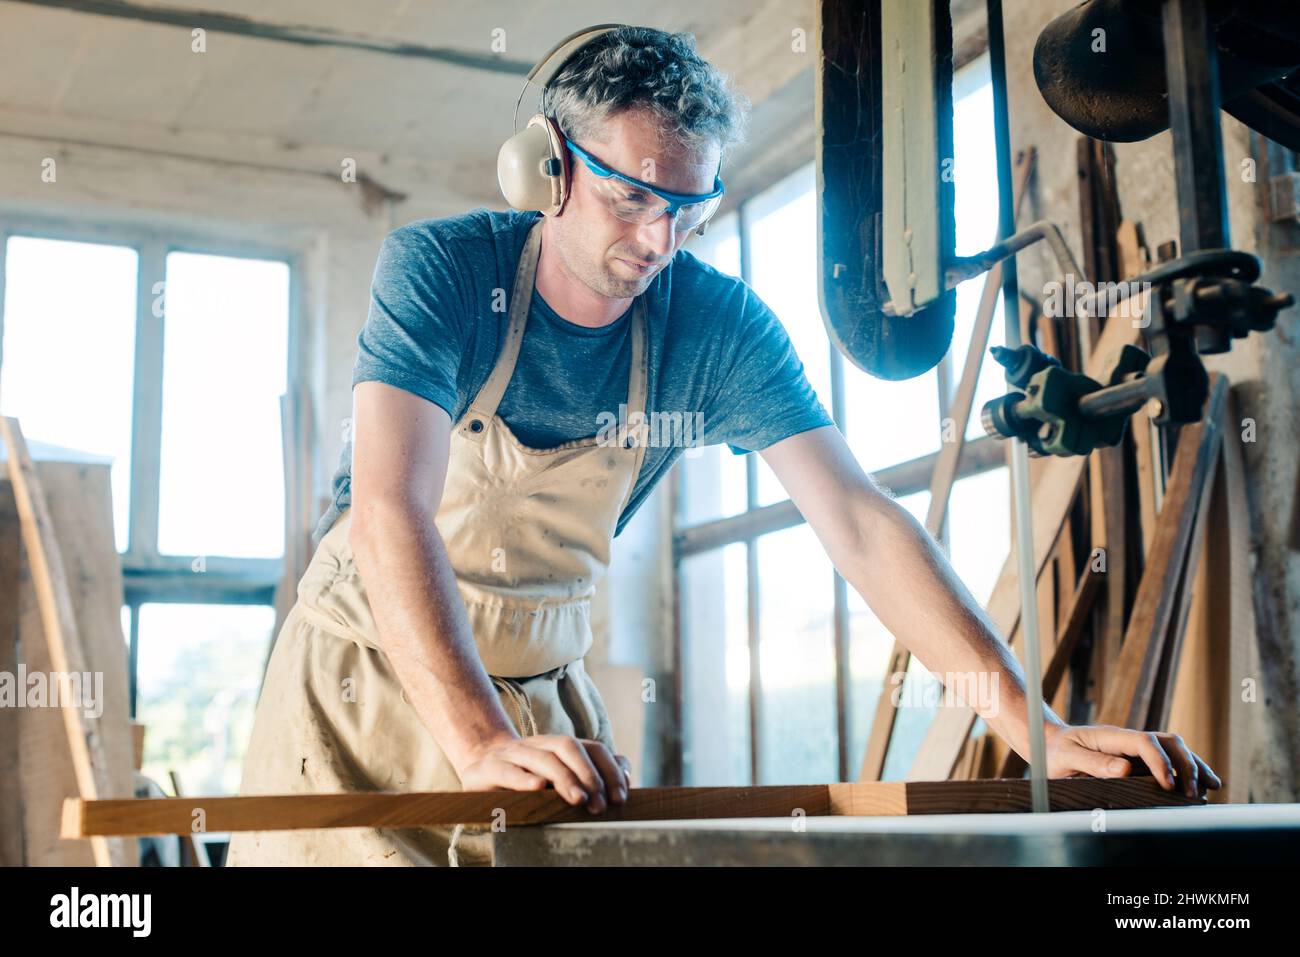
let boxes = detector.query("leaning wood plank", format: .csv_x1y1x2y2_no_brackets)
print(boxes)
1148,425,1224,731
1098,378,1226,728
998,566,1105,777
0,484,24,865
19,462,137,866
1220,398,1256,803
63,778,1202,837
0,418,124,866
907,301,1146,781
858,151,1035,783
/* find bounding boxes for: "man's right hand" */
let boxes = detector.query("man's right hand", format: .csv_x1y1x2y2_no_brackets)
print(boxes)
456,733,630,814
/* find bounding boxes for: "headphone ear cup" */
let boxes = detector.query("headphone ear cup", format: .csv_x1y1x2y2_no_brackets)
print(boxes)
497,116,567,215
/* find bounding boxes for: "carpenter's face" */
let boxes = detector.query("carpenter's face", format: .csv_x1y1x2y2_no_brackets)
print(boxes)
549,107,721,299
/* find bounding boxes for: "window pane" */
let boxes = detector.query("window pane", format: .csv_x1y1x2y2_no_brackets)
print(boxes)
948,57,1009,441
755,522,836,784
135,602,274,795
676,442,748,527
843,490,933,780
1,237,137,551
947,467,1011,606
685,210,740,278
746,164,832,507
680,543,750,785
844,367,942,475
157,252,289,558
678,215,748,526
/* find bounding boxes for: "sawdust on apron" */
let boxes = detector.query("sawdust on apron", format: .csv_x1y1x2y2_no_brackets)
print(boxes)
226,219,647,865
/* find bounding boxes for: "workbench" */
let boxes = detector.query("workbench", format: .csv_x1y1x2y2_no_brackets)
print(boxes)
489,803,1300,866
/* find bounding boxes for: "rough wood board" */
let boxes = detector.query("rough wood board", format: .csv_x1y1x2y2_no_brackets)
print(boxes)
1220,404,1256,804
0,483,25,865
1148,427,1223,731
64,778,1204,837
1098,378,1226,728
907,302,1145,781
0,427,135,867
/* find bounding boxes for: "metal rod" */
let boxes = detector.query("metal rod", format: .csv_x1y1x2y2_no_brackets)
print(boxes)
1162,0,1230,253
988,0,1050,814
1076,375,1157,419
947,220,1085,290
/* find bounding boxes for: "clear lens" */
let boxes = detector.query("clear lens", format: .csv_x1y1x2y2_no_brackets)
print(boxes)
591,176,720,230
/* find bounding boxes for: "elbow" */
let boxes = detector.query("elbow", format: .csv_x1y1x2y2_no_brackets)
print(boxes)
348,495,429,562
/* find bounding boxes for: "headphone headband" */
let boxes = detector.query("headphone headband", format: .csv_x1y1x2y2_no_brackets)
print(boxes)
527,23,625,89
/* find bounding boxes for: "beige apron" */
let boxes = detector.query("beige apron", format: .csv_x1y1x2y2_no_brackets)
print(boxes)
226,220,648,866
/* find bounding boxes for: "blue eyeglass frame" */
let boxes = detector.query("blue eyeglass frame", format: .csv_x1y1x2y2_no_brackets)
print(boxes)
562,135,725,217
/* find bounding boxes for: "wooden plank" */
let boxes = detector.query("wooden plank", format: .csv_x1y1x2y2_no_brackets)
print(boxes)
906,300,1146,780
1171,393,1257,803
1164,451,1229,797
998,565,1105,777
0,418,128,866
1097,377,1227,729
63,777,1204,838
0,482,24,866
857,149,1034,782
1131,412,1160,560
1147,429,1223,731
11,461,137,867
1221,401,1256,803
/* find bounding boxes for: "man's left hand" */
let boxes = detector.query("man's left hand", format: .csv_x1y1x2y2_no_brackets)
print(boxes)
1044,723,1222,799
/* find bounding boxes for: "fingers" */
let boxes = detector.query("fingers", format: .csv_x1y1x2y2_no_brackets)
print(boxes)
1192,752,1222,792
500,740,595,807
481,756,547,792
1052,741,1129,781
582,742,628,805
518,735,612,813
1076,726,1177,790
1154,733,1200,798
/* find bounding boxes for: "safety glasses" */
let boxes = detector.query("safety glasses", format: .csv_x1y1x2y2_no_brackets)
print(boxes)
563,134,724,232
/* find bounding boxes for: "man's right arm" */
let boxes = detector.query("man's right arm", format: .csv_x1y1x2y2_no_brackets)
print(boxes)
347,380,626,812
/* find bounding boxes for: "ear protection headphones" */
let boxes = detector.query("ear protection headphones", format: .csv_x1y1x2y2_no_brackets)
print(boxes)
496,23,714,235
497,23,625,218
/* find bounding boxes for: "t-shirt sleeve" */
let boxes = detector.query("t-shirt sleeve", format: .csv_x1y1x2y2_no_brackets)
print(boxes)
351,224,470,417
704,286,835,455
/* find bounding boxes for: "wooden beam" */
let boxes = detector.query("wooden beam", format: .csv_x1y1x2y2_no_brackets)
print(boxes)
676,435,1005,557
906,301,1146,780
63,778,1203,838
0,417,127,867
1097,378,1226,728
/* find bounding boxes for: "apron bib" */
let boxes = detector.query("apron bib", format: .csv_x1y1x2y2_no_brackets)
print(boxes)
227,219,648,866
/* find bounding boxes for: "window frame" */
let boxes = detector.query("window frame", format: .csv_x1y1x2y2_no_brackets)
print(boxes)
0,211,305,715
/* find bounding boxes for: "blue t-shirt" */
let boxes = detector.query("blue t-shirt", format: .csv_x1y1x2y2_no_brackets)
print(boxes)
316,207,833,542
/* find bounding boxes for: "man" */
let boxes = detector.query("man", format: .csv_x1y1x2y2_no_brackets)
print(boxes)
229,25,1217,867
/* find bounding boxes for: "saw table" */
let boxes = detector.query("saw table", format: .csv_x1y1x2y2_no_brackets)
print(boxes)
488,802,1300,866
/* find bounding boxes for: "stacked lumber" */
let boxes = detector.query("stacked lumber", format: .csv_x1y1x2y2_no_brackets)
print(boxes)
0,418,137,865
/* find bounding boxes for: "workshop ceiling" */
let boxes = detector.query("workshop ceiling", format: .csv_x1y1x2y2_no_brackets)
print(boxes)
0,0,816,206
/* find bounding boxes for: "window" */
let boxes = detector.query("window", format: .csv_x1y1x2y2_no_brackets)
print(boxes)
676,54,1011,785
1,237,138,550
1,225,294,795
157,252,290,559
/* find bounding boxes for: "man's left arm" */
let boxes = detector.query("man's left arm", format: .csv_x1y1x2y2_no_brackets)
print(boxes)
760,425,1221,798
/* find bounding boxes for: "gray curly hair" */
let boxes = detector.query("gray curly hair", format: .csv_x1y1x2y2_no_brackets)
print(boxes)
541,26,750,161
